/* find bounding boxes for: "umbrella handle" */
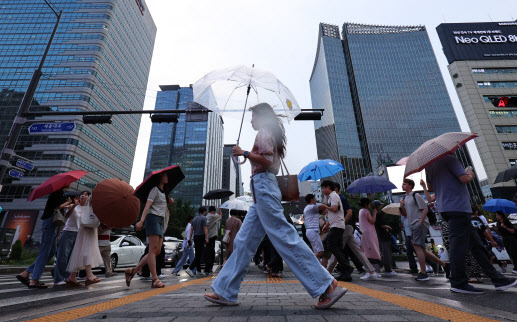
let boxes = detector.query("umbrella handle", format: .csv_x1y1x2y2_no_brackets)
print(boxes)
233,155,247,165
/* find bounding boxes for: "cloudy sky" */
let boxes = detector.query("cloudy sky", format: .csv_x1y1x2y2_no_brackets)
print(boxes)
130,0,516,189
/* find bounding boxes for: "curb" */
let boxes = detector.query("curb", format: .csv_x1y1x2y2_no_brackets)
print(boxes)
0,265,53,275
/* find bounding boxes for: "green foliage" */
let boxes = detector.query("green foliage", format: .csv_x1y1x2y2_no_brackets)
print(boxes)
9,240,22,260
165,199,196,238
1,247,41,265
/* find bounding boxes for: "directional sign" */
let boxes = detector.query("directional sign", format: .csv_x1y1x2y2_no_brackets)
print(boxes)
16,159,34,171
8,169,24,180
28,122,76,134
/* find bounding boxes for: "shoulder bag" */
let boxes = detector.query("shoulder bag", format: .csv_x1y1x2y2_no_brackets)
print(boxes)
52,209,66,226
80,205,100,228
276,159,299,202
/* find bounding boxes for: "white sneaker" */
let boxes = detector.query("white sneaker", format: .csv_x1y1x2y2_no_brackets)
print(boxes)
186,268,195,277
54,281,66,286
385,271,398,277
374,273,382,278
360,272,376,280
158,274,165,279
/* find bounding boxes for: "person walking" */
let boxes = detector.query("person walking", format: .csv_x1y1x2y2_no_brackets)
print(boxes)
400,179,448,282
141,243,165,280
204,103,346,309
358,198,381,267
424,156,517,293
495,212,517,274
400,205,419,274
222,210,242,265
16,186,72,289
98,223,116,278
304,194,325,264
173,216,195,276
125,172,172,289
373,200,397,276
66,191,103,287
186,206,209,277
205,206,222,275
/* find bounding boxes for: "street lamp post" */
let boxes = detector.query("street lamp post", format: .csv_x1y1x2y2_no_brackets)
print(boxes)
0,5,63,188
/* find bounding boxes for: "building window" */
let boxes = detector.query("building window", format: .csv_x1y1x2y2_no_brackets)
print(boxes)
484,96,517,107
489,110,517,118
502,142,517,150
472,68,517,75
496,126,517,134
478,81,517,89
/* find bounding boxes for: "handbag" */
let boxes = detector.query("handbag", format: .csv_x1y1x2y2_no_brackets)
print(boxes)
222,230,231,244
52,209,66,226
80,205,100,228
276,159,300,202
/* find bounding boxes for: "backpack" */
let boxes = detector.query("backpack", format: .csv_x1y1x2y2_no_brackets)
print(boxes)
412,193,437,225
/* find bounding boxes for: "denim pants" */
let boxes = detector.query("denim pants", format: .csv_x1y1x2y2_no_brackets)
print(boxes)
53,230,78,283
404,235,418,272
211,172,333,302
173,244,195,274
26,218,58,280
444,212,508,288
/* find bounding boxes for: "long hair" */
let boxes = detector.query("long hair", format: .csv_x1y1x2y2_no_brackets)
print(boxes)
250,103,286,159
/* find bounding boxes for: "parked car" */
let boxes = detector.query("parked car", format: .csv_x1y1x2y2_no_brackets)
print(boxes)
164,239,182,267
100,235,146,271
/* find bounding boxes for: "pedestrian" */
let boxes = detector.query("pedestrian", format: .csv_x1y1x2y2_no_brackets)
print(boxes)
186,206,209,277
303,194,325,264
53,194,82,286
65,191,103,286
205,103,346,309
205,206,222,275
125,172,172,288
222,209,242,265
424,155,517,293
98,223,116,278
439,248,447,261
400,204,419,274
173,216,195,276
400,179,448,282
495,212,517,274
358,198,381,267
16,186,72,289
140,243,165,280
373,200,397,276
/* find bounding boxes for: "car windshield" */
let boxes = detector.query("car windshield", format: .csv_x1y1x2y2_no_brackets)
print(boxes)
110,236,123,244
164,242,177,249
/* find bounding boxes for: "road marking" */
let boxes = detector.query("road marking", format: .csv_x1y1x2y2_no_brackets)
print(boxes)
26,276,212,322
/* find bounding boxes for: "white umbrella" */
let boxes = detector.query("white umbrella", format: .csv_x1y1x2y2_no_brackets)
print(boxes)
382,203,402,216
220,199,249,211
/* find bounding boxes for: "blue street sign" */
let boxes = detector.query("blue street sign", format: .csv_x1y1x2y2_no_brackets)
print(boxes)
8,169,24,180
16,159,34,171
28,122,76,134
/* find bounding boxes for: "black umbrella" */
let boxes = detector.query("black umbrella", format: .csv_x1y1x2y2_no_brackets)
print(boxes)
494,165,517,184
203,189,234,200
134,165,185,199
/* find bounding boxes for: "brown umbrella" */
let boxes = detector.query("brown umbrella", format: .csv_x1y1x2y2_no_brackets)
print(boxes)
91,179,141,228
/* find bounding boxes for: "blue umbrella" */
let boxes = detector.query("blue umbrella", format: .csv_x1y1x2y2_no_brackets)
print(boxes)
482,198,517,214
298,159,344,182
346,176,397,194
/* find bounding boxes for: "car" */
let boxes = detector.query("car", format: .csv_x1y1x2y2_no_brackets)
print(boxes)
164,239,182,267
100,235,146,271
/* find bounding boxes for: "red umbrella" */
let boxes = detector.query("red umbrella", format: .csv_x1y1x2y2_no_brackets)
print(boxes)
91,179,141,228
27,170,87,201
134,165,184,200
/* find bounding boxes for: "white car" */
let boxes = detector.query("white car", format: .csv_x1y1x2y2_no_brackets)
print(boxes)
102,235,146,270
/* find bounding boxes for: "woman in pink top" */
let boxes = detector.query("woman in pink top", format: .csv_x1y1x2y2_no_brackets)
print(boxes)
358,198,381,263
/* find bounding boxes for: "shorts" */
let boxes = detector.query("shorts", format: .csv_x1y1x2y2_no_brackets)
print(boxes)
145,213,164,237
410,222,429,247
306,229,324,253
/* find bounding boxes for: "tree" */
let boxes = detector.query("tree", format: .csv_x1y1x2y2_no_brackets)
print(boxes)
165,199,196,238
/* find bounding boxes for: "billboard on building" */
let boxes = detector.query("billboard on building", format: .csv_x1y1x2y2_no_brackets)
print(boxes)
2,210,39,246
437,22,517,64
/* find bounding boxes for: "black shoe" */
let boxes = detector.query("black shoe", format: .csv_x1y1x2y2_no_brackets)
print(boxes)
494,278,517,291
450,284,484,294
336,274,353,282
344,265,354,276
415,272,430,281
444,263,450,279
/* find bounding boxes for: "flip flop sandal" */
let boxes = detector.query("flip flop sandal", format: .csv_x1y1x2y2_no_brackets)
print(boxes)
151,279,165,288
66,280,83,287
16,275,29,286
125,268,136,287
85,278,101,286
28,281,48,289
204,292,239,306
314,287,348,309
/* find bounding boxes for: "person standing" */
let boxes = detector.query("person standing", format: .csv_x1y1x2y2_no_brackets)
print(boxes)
304,194,325,264
373,200,397,276
495,212,517,274
186,206,208,277
424,156,517,293
205,103,346,309
223,210,242,265
16,186,72,289
358,198,382,266
173,216,195,276
98,223,116,278
205,206,222,275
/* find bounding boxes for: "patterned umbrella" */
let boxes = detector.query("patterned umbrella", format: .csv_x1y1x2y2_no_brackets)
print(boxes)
396,157,409,166
382,203,402,216
404,132,478,178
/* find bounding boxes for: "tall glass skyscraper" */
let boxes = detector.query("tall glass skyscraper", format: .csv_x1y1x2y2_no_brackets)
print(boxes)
145,85,224,208
310,23,484,202
0,1,156,232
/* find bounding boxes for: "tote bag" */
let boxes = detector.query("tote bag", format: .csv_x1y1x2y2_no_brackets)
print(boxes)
276,159,299,202
80,201,100,228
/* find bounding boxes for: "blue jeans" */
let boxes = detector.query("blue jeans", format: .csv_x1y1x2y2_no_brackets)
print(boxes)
211,172,333,302
53,230,78,283
26,218,58,280
173,244,195,274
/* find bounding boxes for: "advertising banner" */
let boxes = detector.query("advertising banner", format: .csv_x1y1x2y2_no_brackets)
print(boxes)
2,210,39,246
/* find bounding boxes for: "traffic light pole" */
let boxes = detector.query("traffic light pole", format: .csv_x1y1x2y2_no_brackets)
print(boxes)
0,10,62,187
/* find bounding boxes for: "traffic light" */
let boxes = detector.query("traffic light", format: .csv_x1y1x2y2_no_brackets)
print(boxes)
83,115,112,124
151,114,179,123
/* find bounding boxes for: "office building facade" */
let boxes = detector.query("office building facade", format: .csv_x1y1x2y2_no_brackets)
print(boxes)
310,23,484,202
0,1,156,238
437,21,517,198
144,85,224,208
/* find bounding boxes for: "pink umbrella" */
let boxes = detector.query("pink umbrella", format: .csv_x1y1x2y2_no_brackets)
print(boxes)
28,170,87,201
396,157,409,166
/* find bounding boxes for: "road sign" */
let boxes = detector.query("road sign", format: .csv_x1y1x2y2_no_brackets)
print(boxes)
16,159,34,171
8,169,24,180
28,122,76,134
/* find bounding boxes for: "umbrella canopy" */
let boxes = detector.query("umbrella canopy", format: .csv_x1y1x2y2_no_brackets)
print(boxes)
220,199,249,211
482,198,517,214
28,170,87,201
404,132,478,178
494,165,517,184
298,159,344,182
382,203,402,216
91,179,141,228
134,165,184,200
396,157,409,166
346,176,397,194
203,189,234,200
